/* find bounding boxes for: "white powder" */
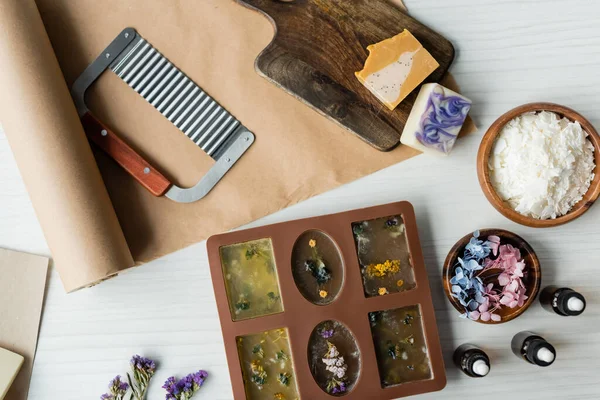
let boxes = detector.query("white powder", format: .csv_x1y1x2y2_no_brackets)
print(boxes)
489,111,595,220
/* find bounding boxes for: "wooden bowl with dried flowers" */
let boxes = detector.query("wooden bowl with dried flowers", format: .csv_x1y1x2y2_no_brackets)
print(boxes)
442,229,541,324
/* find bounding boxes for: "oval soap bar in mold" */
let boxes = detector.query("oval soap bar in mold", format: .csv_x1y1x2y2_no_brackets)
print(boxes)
291,230,344,305
400,83,472,155
307,320,361,396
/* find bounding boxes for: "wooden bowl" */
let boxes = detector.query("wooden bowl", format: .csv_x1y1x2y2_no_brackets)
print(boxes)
442,229,541,324
477,102,600,228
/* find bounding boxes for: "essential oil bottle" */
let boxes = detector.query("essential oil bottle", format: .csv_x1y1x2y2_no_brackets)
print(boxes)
540,286,586,316
453,344,490,377
511,331,556,367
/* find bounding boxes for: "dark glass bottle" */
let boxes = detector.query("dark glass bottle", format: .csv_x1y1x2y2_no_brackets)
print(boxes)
453,344,490,377
511,331,556,367
540,286,586,316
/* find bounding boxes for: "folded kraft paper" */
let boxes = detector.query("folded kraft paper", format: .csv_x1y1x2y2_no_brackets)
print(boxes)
0,0,475,292
0,248,49,400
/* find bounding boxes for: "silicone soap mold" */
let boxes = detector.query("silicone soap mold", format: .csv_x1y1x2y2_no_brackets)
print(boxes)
207,202,445,399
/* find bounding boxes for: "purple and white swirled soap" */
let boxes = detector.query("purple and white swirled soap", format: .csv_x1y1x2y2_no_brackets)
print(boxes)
400,83,471,155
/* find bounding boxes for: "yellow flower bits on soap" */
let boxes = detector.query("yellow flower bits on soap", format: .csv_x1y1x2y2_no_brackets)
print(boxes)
378,287,389,296
366,259,400,278
319,290,328,298
309,239,317,248
397,279,404,287
274,394,286,400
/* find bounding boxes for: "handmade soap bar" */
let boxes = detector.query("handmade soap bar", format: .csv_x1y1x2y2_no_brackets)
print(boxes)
355,30,439,111
400,83,471,155
0,347,24,399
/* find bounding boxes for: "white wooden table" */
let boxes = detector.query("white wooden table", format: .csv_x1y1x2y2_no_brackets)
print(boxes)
1,0,599,398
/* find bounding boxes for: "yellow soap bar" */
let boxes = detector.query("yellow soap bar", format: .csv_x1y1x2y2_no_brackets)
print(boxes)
0,347,24,400
355,30,439,111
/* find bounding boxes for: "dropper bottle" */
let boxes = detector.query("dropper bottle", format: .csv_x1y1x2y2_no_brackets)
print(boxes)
453,344,490,378
511,331,556,367
540,286,586,316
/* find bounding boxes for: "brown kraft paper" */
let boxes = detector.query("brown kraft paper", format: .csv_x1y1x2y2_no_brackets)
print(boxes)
0,248,49,400
0,0,476,291
0,0,134,292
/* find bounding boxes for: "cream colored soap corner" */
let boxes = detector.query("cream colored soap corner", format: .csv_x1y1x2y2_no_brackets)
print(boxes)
400,83,472,155
0,347,24,400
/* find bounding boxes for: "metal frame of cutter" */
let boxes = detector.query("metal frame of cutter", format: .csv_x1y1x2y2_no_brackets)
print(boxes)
71,27,254,203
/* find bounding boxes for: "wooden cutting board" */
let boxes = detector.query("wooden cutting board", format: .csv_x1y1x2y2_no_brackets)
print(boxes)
237,0,455,151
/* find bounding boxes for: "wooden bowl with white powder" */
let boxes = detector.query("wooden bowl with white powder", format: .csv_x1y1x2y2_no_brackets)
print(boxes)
477,103,600,228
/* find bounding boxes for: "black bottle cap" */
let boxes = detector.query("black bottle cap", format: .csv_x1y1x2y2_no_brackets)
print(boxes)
557,290,586,316
527,339,556,367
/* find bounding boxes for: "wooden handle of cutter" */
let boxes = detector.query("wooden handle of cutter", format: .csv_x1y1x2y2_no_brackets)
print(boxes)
81,112,172,196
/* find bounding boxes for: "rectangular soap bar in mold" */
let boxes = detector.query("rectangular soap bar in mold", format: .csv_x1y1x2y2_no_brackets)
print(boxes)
236,328,300,400
369,305,432,388
352,215,416,297
400,83,472,155
219,238,283,321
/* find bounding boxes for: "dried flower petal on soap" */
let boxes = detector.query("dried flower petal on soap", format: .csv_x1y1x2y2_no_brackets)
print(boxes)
320,328,334,339
235,299,250,312
278,372,291,386
275,350,288,361
249,360,268,388
365,259,400,278
252,344,264,358
322,341,348,389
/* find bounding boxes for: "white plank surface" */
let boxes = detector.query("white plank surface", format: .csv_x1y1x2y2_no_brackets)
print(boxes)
1,0,600,398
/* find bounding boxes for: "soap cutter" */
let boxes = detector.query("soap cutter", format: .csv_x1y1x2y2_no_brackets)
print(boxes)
71,28,254,203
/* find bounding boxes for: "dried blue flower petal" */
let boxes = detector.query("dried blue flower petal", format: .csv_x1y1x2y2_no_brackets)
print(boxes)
467,299,479,311
450,231,496,319
475,291,486,304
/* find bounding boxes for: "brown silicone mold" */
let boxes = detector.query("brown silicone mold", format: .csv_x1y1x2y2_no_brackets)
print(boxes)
207,201,446,399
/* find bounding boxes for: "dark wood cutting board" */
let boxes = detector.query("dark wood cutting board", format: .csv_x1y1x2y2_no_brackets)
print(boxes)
237,0,455,151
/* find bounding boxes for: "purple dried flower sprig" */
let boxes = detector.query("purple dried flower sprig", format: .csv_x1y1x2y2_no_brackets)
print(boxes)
100,375,129,400
163,370,208,400
100,355,208,400
127,355,157,400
